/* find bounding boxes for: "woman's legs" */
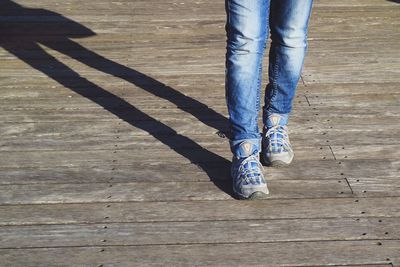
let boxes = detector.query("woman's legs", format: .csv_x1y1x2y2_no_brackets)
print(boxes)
225,0,270,157
225,0,313,198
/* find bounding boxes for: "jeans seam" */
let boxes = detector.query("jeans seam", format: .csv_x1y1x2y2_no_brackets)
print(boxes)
255,55,263,130
269,46,279,113
224,0,231,137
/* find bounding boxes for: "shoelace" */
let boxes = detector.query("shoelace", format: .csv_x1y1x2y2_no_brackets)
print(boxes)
237,154,264,185
265,125,291,153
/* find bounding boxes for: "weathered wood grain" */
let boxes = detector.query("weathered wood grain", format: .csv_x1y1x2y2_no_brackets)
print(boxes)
0,158,341,184
1,129,399,153
0,179,351,204
0,0,399,265
307,94,400,107
332,145,400,161
1,217,398,248
1,197,398,225
0,145,333,168
349,177,400,197
0,240,397,267
302,265,391,267
0,79,398,100
0,157,396,185
336,159,400,180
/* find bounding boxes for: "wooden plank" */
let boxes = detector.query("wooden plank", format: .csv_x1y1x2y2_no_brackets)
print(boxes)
1,217,399,248
1,197,399,225
0,158,396,185
0,73,221,95
1,125,395,151
1,92,399,113
306,94,400,107
337,159,400,180
0,146,333,168
0,34,137,53
0,133,233,152
10,0,400,9
1,121,398,153
0,96,301,111
0,107,398,137
306,38,399,54
0,240,397,267
0,105,397,133
332,144,400,197
1,36,398,66
0,158,342,184
1,128,399,152
0,79,396,101
1,1,137,15
1,36,398,60
331,145,400,161
320,130,400,146
314,0,399,7
349,177,400,198
300,83,400,96
1,73,398,101
0,9,396,38
0,163,216,184
0,99,398,132
0,179,351,204
2,45,393,88
305,48,400,69
2,60,398,97
0,58,223,77
302,69,400,84
1,51,398,81
303,265,391,267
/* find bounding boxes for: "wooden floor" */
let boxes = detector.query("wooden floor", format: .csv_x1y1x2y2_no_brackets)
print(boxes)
1,0,400,266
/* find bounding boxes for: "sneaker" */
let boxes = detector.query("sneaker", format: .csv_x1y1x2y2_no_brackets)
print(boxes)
262,113,294,166
231,141,269,199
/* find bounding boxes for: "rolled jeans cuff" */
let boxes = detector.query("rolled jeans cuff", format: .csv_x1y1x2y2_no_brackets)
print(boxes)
229,137,261,159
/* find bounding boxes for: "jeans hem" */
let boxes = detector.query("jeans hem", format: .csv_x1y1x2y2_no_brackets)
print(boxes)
229,137,261,158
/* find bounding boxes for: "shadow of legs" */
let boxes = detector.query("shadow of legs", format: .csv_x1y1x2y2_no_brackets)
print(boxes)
2,41,233,196
43,39,229,135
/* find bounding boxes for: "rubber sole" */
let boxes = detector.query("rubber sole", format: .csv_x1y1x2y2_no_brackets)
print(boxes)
235,190,269,200
267,160,291,168
262,153,294,167
248,191,269,200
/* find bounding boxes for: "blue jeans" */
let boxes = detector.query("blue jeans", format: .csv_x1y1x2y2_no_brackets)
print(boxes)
225,0,313,157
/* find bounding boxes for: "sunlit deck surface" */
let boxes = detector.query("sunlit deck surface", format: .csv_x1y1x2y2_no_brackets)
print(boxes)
1,0,400,266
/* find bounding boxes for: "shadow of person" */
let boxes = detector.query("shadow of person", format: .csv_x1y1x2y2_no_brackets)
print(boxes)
0,0,234,197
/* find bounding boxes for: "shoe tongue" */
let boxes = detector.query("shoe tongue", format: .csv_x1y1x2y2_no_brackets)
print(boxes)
266,114,288,128
236,141,257,158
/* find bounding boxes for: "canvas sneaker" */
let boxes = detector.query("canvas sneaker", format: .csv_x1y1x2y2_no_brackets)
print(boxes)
231,141,269,199
262,113,294,166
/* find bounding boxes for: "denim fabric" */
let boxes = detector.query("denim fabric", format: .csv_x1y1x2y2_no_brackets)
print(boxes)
225,0,313,157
